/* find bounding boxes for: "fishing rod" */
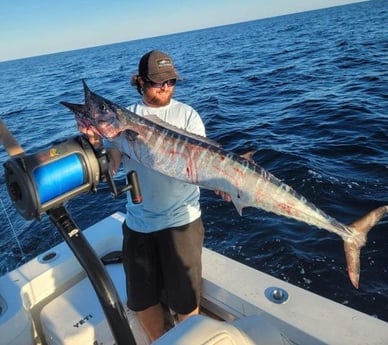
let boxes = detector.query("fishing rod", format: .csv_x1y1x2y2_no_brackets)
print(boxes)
0,119,141,345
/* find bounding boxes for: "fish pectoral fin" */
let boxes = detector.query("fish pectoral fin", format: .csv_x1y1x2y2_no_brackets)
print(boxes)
124,129,139,141
231,195,248,216
344,205,388,289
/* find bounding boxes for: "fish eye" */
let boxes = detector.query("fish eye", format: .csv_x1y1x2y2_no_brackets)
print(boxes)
100,103,107,111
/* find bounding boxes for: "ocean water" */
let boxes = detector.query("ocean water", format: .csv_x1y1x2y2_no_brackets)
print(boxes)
0,0,387,321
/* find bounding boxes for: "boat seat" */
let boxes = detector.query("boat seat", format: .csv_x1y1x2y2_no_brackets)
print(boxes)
154,313,288,345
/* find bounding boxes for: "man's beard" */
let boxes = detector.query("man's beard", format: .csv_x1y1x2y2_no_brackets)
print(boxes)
146,90,173,107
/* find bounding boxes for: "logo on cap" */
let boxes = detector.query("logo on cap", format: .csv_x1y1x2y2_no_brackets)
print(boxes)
157,58,173,69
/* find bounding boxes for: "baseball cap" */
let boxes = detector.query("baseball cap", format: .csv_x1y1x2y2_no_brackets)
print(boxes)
138,50,181,83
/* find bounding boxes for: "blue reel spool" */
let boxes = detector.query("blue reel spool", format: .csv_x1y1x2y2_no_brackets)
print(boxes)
4,136,100,220
33,153,85,204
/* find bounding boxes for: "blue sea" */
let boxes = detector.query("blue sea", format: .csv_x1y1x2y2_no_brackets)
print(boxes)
1,0,387,321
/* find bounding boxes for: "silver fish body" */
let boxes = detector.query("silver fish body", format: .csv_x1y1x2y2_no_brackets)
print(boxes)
61,81,387,288
130,121,351,238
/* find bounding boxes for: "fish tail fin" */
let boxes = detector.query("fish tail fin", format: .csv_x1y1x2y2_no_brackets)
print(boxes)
344,205,388,289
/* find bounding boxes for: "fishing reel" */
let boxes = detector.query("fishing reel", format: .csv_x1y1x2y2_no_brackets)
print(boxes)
3,135,141,220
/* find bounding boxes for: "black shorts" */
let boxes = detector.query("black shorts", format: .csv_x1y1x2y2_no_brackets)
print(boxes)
122,218,204,314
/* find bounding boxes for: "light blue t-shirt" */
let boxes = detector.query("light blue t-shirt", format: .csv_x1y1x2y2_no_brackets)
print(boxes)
105,99,205,232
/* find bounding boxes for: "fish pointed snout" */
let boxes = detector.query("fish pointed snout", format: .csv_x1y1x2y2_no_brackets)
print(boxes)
60,101,87,115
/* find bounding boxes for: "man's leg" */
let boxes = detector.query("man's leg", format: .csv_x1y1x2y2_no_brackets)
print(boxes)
137,303,164,341
159,219,204,322
122,224,164,340
177,306,200,322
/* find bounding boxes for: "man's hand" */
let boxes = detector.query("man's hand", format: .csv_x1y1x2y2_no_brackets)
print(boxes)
214,190,232,202
76,120,102,147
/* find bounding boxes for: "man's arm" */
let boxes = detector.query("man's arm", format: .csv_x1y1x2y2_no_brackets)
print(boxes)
107,147,122,176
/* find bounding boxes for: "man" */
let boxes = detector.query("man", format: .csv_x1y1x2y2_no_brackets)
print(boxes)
104,50,207,341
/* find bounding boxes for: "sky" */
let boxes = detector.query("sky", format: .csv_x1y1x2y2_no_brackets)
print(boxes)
0,0,366,62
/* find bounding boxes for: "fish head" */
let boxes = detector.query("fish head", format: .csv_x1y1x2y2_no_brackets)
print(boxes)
61,80,127,139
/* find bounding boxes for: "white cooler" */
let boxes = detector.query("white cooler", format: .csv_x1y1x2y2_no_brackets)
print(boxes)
40,264,149,345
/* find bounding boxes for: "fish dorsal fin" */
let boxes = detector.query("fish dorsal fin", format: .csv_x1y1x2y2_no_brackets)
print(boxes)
143,114,221,147
241,150,256,162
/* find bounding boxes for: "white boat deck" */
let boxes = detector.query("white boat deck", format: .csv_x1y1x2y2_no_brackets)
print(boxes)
0,212,387,345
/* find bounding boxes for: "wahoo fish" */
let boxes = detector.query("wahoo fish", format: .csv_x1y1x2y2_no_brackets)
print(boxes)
61,81,387,289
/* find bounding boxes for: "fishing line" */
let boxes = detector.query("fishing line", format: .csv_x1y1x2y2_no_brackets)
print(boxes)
0,197,26,259
33,153,85,204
